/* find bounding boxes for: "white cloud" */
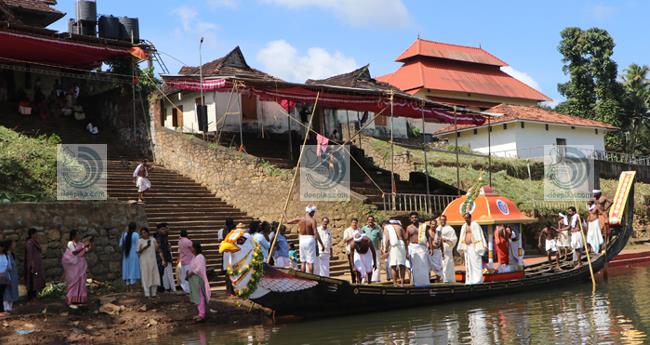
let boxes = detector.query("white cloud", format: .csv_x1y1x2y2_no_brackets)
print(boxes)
171,6,219,48
261,0,410,28
590,4,616,20
256,40,358,82
501,66,542,92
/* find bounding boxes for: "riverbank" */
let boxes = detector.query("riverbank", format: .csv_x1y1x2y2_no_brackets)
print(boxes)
0,291,269,345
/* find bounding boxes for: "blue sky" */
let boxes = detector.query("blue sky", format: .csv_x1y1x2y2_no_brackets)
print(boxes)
51,0,648,105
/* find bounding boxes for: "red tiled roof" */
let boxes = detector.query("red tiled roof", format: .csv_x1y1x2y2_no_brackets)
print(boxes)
396,38,507,66
3,0,62,14
432,104,618,136
377,59,551,102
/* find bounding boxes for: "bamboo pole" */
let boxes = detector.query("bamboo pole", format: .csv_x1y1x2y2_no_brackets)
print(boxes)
454,107,460,195
267,92,320,262
389,91,396,210
573,199,597,293
421,101,431,213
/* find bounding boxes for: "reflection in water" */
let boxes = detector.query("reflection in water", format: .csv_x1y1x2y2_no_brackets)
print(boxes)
137,265,650,345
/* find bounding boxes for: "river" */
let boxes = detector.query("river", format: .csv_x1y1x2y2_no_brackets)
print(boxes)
135,264,650,345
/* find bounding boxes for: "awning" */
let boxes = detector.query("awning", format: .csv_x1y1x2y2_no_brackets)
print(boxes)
162,76,486,125
0,29,133,69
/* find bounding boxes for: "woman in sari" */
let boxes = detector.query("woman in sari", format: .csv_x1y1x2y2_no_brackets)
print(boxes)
24,228,45,300
187,241,211,321
3,240,18,312
62,230,92,308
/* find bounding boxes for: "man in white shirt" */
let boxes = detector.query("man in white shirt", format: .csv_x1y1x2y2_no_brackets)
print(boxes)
317,217,332,277
457,213,487,285
132,159,152,203
437,215,457,283
343,218,361,283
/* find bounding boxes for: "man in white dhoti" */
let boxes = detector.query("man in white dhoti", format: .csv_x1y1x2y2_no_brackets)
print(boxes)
557,213,571,257
361,215,383,283
132,159,152,203
383,219,407,286
425,218,443,281
438,215,457,283
567,207,584,267
343,218,362,283
586,201,604,254
350,233,377,284
284,205,324,274
317,217,332,277
406,212,430,287
457,213,487,285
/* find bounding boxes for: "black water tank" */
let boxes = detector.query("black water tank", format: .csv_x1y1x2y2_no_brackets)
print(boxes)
78,20,97,36
119,17,140,42
98,15,121,39
76,0,97,22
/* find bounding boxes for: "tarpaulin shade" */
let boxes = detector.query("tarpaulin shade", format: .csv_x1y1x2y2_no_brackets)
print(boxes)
0,29,133,68
442,187,537,226
162,76,486,125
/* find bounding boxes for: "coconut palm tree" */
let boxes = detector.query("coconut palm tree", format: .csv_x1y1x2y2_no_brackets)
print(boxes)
621,64,650,156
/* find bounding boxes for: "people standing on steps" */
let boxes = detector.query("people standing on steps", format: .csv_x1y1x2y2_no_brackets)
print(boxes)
361,215,382,282
132,159,152,203
178,229,195,294
317,217,332,277
119,222,141,292
272,224,291,269
137,228,161,298
156,223,176,293
253,221,272,261
24,228,46,301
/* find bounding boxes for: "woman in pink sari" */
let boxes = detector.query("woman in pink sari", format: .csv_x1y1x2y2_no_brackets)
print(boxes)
187,241,211,321
62,230,92,308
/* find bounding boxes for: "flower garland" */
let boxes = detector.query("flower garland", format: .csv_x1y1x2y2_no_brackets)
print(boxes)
227,243,265,300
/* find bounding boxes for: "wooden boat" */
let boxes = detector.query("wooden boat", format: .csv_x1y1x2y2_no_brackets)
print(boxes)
219,172,636,318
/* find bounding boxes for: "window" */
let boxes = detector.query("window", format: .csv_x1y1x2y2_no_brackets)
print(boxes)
473,129,478,135
520,122,525,129
545,124,549,131
595,129,599,135
503,124,507,130
456,131,461,138
556,138,566,146
571,126,575,130
488,126,492,132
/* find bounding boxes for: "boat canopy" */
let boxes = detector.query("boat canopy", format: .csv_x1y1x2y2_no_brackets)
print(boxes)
442,186,537,225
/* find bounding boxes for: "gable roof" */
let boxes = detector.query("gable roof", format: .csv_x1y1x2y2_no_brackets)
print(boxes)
377,59,551,102
305,64,398,92
432,103,618,136
178,46,281,81
396,38,507,66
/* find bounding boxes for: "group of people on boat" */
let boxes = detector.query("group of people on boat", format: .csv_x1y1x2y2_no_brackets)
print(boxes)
538,190,612,270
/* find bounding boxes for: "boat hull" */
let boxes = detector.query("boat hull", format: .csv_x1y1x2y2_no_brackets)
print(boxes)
249,225,630,318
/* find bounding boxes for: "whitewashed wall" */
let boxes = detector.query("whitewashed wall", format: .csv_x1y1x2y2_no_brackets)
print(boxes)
438,121,607,158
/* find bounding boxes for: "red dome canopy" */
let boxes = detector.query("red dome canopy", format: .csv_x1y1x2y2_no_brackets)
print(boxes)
442,186,536,226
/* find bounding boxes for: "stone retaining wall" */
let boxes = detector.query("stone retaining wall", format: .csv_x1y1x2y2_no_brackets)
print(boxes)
0,201,147,283
152,127,373,256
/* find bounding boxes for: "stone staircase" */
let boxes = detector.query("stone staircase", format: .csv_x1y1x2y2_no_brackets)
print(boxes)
106,158,255,291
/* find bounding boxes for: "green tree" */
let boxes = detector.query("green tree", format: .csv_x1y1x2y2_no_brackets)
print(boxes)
621,64,650,155
556,27,623,149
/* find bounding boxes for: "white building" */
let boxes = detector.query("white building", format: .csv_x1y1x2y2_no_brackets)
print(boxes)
432,104,618,158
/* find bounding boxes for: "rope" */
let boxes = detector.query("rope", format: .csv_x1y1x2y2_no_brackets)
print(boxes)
267,92,320,262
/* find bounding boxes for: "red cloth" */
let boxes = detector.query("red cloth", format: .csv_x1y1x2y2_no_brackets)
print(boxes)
495,231,509,265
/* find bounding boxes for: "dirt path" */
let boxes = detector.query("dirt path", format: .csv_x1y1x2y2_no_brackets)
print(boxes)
0,291,268,345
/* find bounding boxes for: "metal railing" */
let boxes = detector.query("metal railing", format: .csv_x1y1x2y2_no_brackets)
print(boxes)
488,145,650,165
382,193,457,214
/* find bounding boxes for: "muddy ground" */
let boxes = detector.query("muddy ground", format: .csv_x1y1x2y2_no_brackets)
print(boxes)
0,291,269,345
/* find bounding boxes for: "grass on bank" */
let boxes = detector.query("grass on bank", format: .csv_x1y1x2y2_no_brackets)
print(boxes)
0,126,58,202
362,137,649,218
